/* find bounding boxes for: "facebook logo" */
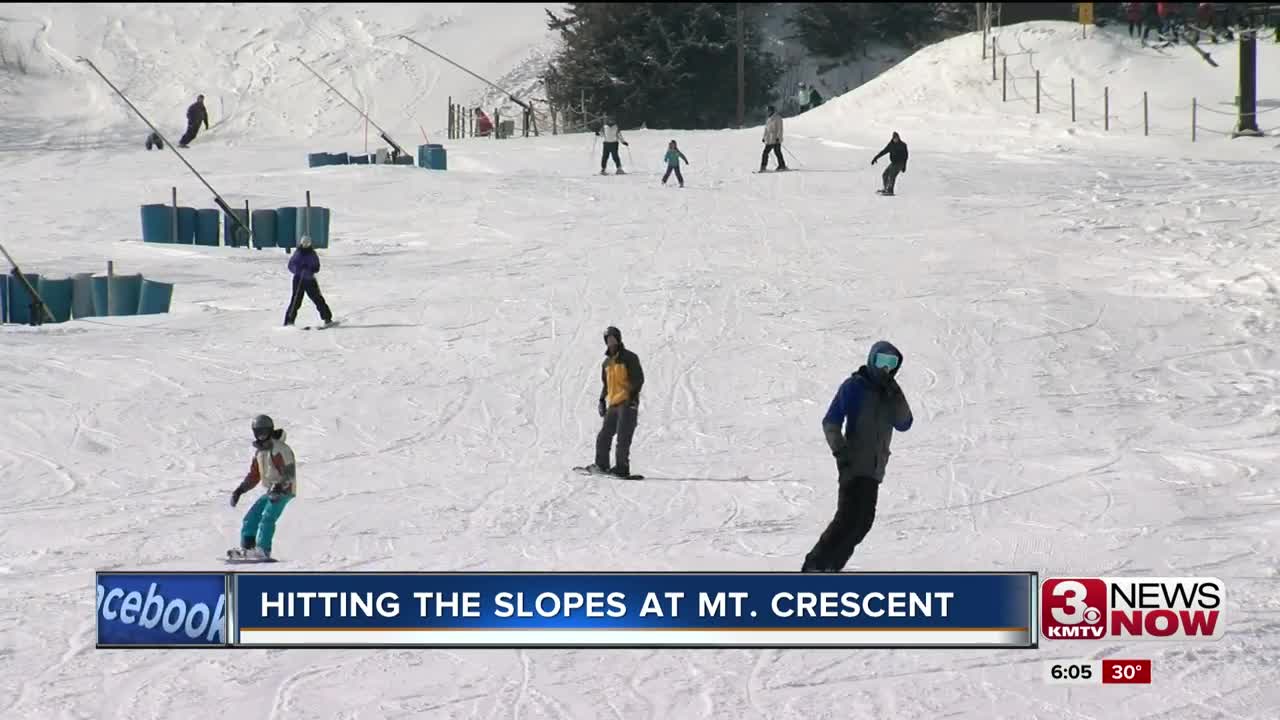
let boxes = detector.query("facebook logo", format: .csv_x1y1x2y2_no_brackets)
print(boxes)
96,573,227,646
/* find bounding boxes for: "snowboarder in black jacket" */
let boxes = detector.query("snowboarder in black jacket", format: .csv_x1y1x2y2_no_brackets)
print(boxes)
871,132,908,195
802,340,913,572
178,95,209,148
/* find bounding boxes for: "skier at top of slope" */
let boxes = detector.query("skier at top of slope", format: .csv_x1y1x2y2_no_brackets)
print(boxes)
229,415,297,560
801,341,913,572
597,115,629,174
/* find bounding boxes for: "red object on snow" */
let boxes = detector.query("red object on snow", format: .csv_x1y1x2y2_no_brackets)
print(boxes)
475,111,493,136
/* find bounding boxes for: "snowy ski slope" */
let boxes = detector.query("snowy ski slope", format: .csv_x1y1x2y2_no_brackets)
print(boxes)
2,6,1279,719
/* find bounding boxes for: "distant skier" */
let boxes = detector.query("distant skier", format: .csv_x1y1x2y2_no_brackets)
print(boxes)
808,86,824,109
283,235,335,327
871,131,908,195
597,116,628,175
228,414,296,560
178,94,209,148
586,326,644,478
144,131,164,151
797,82,810,113
801,341,913,572
760,105,787,172
662,140,689,188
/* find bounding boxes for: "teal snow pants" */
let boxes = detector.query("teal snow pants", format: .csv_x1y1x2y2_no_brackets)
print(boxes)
240,493,293,554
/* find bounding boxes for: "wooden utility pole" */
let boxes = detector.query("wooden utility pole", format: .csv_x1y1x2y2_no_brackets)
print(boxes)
736,2,745,128
1235,29,1261,136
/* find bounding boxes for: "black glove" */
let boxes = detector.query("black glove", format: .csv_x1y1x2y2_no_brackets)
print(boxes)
231,489,243,508
269,485,283,501
598,399,607,418
623,141,630,146
870,159,877,165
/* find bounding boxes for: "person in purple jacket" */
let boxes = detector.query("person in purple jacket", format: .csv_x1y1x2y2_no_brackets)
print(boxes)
283,235,334,327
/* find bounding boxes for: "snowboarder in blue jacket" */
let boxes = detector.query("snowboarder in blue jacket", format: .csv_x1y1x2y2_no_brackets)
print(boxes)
284,235,334,327
802,340,913,572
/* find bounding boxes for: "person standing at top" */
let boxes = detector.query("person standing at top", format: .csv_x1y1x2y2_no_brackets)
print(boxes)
178,94,209,148
760,105,787,172
597,116,629,175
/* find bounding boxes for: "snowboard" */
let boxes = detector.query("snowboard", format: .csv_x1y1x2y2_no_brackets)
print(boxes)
876,189,895,196
224,549,279,563
302,320,341,331
573,465,644,480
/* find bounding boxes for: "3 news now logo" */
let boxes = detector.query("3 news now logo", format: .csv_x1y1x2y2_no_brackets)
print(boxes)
1041,577,1224,640
96,573,227,646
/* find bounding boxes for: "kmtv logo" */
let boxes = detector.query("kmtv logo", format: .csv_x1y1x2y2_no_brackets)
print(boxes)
1042,577,1224,640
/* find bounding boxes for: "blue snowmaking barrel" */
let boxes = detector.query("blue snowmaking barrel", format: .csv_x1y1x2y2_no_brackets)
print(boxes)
297,207,330,249
308,152,331,168
350,153,369,165
176,207,198,244
196,208,220,246
425,144,447,170
137,278,174,315
0,273,7,323
91,275,108,316
224,209,250,247
7,272,39,324
38,276,73,323
331,152,350,165
140,204,174,243
251,209,277,248
108,273,143,316
71,273,95,318
276,207,298,250
393,154,414,166
417,144,429,167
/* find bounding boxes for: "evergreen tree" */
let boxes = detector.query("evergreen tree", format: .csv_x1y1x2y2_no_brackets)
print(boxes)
789,3,977,59
545,3,781,130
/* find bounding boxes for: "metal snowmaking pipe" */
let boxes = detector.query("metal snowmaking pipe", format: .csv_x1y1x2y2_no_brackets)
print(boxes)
0,241,56,324
74,56,254,244
293,57,408,158
399,35,533,114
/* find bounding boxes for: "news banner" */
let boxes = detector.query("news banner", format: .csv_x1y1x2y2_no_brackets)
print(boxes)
97,571,1226,683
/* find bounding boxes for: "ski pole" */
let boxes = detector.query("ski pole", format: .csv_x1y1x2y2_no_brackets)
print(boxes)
783,145,801,166
625,143,634,167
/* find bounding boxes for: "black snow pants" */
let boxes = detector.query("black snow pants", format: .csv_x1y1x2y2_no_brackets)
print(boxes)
284,276,333,326
801,472,880,572
601,141,622,171
178,122,201,146
882,161,904,193
760,142,786,170
596,403,638,474
662,164,684,186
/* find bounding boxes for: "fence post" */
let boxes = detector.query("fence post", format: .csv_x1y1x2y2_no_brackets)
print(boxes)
1143,91,1149,136
494,109,500,139
448,96,453,139
1071,78,1076,122
1035,70,1041,114
1002,56,1007,102
991,40,996,81
1104,86,1110,131
1192,98,1197,142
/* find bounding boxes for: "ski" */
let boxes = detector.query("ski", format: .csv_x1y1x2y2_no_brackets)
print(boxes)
573,465,644,480
302,320,341,331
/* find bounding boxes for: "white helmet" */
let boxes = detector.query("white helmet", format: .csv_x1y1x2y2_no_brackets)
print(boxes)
299,235,313,249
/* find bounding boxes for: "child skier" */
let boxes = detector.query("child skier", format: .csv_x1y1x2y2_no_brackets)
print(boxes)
662,140,689,188
284,235,335,327
228,415,296,560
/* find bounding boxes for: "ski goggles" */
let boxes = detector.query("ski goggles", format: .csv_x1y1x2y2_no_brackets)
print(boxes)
872,352,900,371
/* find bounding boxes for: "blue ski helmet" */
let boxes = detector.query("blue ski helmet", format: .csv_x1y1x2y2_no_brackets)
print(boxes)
867,340,903,377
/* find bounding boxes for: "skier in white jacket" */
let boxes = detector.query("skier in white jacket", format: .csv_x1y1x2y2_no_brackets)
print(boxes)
760,106,787,172
597,116,629,175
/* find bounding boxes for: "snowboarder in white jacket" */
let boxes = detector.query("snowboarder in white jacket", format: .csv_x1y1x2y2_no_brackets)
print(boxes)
228,415,296,560
760,106,787,172
597,116,629,174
